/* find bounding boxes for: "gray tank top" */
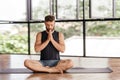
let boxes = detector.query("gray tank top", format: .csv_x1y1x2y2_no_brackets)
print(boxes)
40,31,60,60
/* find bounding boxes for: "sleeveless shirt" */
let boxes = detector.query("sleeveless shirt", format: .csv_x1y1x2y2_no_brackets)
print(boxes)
40,31,60,60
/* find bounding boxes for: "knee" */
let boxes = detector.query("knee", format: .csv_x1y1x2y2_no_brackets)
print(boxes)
63,59,74,68
67,59,74,68
24,59,30,67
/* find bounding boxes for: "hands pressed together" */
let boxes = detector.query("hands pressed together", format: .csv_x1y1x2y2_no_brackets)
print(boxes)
47,30,54,41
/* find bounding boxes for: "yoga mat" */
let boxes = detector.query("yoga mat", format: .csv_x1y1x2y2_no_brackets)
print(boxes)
0,67,112,74
66,67,112,73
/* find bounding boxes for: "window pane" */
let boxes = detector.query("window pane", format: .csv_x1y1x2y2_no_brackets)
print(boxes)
57,0,77,19
78,0,83,19
91,0,113,18
0,0,26,20
85,0,90,19
32,0,50,20
30,22,83,56
0,24,28,54
115,0,120,17
86,21,120,57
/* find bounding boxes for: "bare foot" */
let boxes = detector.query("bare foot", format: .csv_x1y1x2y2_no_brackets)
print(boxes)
48,67,63,74
45,66,50,68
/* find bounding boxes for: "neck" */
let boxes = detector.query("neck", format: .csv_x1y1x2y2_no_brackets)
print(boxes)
46,30,54,33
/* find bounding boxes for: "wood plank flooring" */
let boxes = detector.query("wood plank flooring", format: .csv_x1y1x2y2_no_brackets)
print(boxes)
0,55,120,80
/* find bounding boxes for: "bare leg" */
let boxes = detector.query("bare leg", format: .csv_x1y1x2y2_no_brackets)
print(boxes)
49,59,74,74
24,59,52,73
24,59,73,74
55,59,74,73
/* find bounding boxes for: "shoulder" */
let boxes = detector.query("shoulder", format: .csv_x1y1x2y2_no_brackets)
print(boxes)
36,31,46,36
55,31,63,35
58,32,64,38
59,32,63,36
36,31,43,38
36,32,41,36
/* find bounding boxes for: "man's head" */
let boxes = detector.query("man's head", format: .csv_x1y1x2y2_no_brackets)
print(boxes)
44,15,55,32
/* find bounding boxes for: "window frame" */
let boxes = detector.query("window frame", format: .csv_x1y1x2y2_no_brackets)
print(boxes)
0,0,120,58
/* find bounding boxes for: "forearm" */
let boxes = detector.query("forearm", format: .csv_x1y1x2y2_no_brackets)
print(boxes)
35,40,49,52
51,39,65,53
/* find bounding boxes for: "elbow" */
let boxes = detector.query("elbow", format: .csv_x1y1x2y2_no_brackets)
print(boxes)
60,48,65,53
34,48,40,53
60,50,64,53
35,50,39,53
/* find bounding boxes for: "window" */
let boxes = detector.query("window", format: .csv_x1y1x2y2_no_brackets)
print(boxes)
57,0,78,19
0,24,28,54
32,0,50,20
115,0,120,17
86,21,120,57
0,0,120,57
0,0,26,21
90,0,113,18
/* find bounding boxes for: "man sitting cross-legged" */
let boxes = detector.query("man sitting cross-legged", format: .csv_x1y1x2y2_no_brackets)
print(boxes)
24,15,73,73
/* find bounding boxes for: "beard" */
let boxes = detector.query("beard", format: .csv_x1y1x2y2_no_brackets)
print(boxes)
46,28,54,32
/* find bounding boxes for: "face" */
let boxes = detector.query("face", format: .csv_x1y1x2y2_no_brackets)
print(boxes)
45,21,55,32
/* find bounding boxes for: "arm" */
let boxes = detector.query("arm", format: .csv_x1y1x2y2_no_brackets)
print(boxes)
34,32,50,52
50,31,65,53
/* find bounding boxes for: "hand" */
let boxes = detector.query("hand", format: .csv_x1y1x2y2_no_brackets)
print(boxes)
48,30,53,41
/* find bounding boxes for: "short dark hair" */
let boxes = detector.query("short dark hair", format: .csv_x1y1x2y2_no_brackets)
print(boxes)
45,15,55,22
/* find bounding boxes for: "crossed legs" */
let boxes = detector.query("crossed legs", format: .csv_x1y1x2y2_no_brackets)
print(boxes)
24,59,51,72
24,59,73,73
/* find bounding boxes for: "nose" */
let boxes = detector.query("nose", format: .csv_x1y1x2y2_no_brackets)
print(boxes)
49,25,52,28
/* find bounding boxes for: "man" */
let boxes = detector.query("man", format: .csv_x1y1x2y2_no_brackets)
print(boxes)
24,15,73,73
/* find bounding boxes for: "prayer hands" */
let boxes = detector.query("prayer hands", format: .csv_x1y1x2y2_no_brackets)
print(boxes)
48,30,53,41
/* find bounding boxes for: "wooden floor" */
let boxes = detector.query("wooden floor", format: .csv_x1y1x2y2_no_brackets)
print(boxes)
0,55,120,80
